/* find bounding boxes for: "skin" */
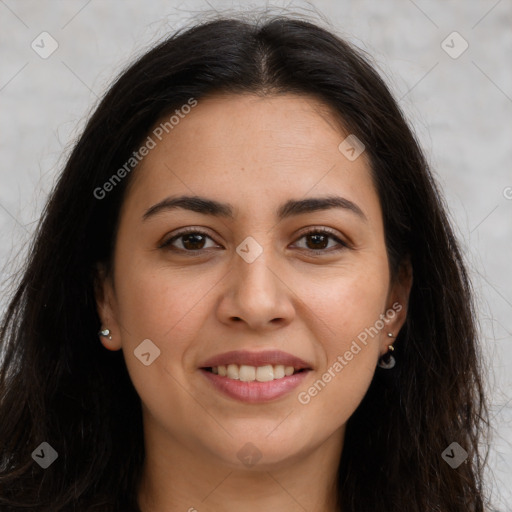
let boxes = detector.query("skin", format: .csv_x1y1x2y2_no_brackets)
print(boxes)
95,93,412,512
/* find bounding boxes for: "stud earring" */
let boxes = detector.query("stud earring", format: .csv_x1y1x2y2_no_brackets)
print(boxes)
99,328,112,340
378,334,395,369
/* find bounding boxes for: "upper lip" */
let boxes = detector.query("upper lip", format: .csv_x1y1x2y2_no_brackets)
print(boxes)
200,350,312,370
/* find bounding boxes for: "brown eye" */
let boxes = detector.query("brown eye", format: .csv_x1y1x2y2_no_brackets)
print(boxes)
305,232,329,250
293,228,348,254
179,233,207,250
160,229,219,252
159,227,348,255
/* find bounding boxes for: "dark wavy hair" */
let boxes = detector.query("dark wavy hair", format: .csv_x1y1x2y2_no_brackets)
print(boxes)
0,12,491,512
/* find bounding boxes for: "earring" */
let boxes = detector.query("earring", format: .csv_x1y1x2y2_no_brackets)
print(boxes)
99,328,112,340
378,334,395,369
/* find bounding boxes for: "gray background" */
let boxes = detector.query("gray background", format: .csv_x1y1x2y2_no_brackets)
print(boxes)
1,0,511,509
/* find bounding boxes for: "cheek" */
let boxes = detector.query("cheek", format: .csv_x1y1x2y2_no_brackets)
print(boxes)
112,265,208,422
293,266,388,421
113,250,208,337
112,256,221,380
298,356,376,433
299,262,389,348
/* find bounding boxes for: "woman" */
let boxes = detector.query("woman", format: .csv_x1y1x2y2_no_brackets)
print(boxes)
0,13,491,512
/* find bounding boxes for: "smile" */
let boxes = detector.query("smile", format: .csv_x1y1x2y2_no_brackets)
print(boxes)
199,349,313,403
205,364,305,382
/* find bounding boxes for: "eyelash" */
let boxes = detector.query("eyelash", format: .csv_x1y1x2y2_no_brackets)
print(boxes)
159,227,349,255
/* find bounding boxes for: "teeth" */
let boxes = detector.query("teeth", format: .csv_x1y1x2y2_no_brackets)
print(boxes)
284,366,294,376
255,365,273,382
274,365,285,379
227,364,239,380
239,365,256,382
209,364,301,381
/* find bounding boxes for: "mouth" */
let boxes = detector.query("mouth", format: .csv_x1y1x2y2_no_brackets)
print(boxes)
198,350,313,403
202,364,308,382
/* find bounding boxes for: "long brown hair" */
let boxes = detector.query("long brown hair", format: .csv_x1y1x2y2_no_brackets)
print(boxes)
0,13,491,511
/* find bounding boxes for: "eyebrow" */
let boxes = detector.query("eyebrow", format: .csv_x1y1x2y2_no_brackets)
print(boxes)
142,194,367,222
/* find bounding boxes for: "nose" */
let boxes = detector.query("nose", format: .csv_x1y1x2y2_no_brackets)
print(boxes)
216,245,295,332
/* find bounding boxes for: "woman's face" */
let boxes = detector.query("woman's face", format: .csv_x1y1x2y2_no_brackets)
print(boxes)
96,93,411,470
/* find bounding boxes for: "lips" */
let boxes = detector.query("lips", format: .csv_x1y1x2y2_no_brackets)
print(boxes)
199,349,312,371
198,349,313,403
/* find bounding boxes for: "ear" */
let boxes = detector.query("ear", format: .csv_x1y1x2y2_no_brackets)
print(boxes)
381,256,413,355
94,263,122,351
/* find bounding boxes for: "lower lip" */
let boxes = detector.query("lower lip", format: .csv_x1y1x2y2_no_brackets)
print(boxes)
200,369,310,403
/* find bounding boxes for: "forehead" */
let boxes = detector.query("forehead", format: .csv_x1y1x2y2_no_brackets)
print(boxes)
122,93,379,223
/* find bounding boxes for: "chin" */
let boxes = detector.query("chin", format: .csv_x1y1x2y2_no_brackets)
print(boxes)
205,432,310,470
